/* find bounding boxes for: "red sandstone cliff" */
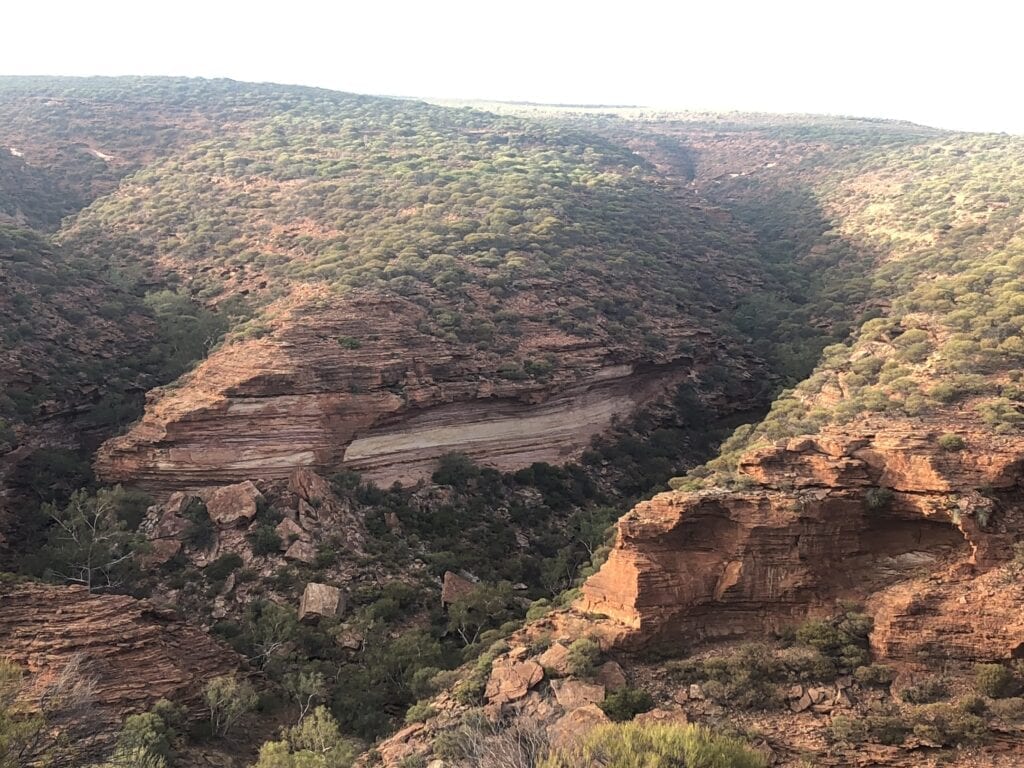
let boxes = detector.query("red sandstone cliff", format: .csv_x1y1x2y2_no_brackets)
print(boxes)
579,418,1024,654
95,287,753,494
0,582,242,725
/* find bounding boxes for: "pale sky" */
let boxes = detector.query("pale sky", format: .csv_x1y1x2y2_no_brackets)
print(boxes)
3,0,1022,133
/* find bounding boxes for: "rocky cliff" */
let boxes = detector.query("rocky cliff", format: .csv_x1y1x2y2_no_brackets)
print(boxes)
0,582,241,724
95,287,743,494
580,416,1023,649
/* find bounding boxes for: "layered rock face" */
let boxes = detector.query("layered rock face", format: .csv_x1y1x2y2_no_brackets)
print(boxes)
96,289,739,494
0,582,240,724
580,419,1024,648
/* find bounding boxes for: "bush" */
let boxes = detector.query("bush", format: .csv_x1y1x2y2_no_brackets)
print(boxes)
431,453,479,488
900,676,949,704
864,488,894,511
937,433,966,452
247,525,282,556
539,722,767,768
182,498,214,549
205,553,242,583
910,701,987,746
975,663,1019,698
598,687,654,722
854,664,895,687
404,701,437,724
566,638,601,677
989,696,1024,722
795,612,872,672
204,674,257,737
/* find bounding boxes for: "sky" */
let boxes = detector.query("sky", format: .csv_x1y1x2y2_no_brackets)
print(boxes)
3,0,1023,133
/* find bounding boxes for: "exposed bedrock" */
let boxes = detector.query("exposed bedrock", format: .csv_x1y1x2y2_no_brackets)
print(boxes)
0,582,241,725
95,291,753,494
579,420,1024,649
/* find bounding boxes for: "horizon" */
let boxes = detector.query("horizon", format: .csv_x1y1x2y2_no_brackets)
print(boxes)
4,1,1023,134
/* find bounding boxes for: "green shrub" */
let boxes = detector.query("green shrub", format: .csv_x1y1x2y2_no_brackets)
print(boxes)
247,525,282,556
900,676,949,704
989,696,1024,722
566,638,601,677
431,453,479,488
864,488,894,511
404,701,437,724
854,664,895,687
599,687,654,722
205,553,243,584
937,433,966,452
974,663,1019,698
539,722,767,768
795,612,872,672
526,598,552,622
910,701,987,746
182,498,214,549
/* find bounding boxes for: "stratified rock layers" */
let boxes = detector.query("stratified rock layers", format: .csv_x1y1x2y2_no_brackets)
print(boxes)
96,291,743,493
580,420,1024,649
0,583,240,723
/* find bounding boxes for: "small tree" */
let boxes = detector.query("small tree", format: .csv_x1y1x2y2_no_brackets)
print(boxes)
204,674,256,738
253,706,357,768
39,489,144,592
248,602,299,670
447,582,514,646
283,670,326,724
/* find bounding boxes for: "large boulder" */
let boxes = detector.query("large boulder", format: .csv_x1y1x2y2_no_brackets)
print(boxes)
484,659,544,704
201,481,262,528
546,704,610,749
551,679,605,710
299,582,345,623
537,642,571,676
441,571,476,606
595,660,627,691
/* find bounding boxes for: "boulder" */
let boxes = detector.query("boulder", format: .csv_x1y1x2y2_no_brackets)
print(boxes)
275,517,305,545
285,539,317,564
202,481,262,528
547,704,610,749
790,691,813,713
289,468,334,506
551,679,605,710
537,642,571,676
441,571,476,606
299,582,345,622
484,659,544,704
595,660,627,691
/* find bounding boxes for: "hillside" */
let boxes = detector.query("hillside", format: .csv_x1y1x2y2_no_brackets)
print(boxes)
374,114,1024,766
2,78,1024,768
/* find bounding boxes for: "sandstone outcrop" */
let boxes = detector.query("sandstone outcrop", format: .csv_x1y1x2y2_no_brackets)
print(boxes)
580,419,1024,647
94,290,750,494
299,582,345,622
550,678,605,710
484,658,544,704
0,583,240,726
202,480,262,527
441,570,476,606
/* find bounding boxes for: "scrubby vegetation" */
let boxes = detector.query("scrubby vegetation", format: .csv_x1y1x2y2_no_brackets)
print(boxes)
539,721,767,768
5,79,1024,768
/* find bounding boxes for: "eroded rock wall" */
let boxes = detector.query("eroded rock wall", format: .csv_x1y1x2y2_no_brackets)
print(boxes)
96,290,750,494
0,582,241,724
580,420,1024,648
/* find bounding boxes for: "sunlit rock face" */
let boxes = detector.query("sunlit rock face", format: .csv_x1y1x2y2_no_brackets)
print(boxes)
96,291,748,494
580,419,1024,647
